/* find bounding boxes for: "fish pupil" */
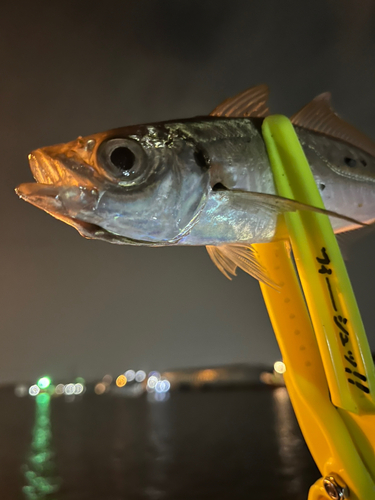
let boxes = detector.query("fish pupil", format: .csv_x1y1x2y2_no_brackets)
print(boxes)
110,147,135,171
344,157,357,168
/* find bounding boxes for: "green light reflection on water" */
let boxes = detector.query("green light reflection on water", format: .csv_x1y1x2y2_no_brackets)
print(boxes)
22,393,60,499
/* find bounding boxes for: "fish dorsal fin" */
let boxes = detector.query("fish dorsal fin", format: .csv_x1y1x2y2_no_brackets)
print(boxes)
210,84,270,118
206,244,279,289
291,92,375,157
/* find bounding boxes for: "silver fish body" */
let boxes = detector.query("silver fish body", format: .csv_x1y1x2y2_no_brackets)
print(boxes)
15,85,375,282
170,118,375,245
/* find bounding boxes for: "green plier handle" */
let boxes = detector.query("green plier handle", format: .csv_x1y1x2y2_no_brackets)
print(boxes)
254,115,375,499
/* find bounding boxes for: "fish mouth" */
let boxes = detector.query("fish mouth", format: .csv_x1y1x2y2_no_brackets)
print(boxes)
16,146,97,197
16,148,102,232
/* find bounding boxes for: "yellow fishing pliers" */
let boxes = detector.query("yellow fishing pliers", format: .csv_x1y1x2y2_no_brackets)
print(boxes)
254,116,375,500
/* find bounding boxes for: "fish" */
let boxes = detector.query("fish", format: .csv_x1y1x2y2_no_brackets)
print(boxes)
15,84,375,286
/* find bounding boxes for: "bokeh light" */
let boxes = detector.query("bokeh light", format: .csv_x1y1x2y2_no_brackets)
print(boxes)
74,383,84,395
64,383,75,396
274,361,286,374
95,383,106,395
155,380,171,393
29,385,40,397
135,370,146,382
125,370,135,382
102,374,112,386
55,384,65,395
15,384,28,397
147,376,159,390
197,369,218,382
37,377,51,389
116,375,127,387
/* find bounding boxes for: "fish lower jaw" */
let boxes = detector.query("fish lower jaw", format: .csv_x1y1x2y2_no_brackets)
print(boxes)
16,182,100,220
16,182,62,201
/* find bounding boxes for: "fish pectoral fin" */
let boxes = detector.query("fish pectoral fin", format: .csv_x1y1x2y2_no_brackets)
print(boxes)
206,244,280,288
210,84,270,118
206,192,366,286
291,92,375,157
222,190,367,226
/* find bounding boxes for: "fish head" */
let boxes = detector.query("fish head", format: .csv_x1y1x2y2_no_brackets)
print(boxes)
16,123,211,245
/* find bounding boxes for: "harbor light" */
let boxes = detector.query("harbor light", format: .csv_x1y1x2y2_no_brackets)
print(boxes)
274,361,286,374
116,375,127,387
37,377,51,389
29,385,40,396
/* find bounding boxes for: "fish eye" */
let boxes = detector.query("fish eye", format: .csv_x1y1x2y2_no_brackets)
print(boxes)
97,138,147,185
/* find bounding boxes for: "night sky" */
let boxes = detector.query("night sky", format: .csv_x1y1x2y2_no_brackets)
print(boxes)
1,0,375,383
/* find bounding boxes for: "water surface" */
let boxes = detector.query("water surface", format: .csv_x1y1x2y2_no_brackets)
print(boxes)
0,387,319,499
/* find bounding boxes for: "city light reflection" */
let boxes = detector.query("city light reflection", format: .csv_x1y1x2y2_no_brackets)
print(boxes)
155,380,170,393
22,393,60,499
153,392,170,402
272,387,304,495
147,390,171,403
260,362,286,386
